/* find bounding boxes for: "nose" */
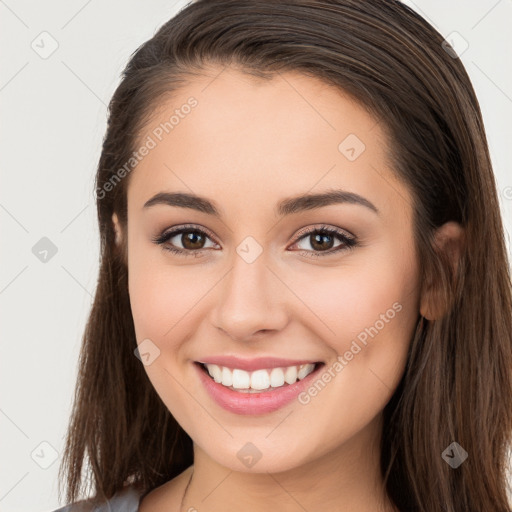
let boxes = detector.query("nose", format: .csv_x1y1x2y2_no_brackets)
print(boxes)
210,247,289,342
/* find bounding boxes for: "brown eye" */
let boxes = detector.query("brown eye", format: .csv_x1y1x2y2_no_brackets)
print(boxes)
309,231,336,251
152,225,218,257
290,226,357,258
180,230,207,250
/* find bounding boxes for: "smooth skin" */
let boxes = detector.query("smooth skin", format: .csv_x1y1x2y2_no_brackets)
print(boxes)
112,66,463,511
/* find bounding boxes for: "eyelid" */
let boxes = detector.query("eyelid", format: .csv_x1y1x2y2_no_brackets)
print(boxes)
157,223,219,244
154,223,354,245
153,222,357,258
291,223,355,244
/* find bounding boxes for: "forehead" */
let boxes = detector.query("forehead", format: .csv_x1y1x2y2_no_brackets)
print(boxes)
127,66,410,221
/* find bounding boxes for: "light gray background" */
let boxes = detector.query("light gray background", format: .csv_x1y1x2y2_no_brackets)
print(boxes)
1,1,511,511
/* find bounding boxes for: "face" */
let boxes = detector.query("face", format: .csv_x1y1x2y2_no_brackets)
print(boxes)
118,66,422,473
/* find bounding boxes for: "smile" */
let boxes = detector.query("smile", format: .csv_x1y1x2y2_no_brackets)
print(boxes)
194,359,325,415
201,362,317,392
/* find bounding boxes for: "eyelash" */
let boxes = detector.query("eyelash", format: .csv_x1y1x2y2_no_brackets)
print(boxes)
151,223,358,259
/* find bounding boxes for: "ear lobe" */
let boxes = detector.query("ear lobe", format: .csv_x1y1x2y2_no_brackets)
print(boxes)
420,221,465,321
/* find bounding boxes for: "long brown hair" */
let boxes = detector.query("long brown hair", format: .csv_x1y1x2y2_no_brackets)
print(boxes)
58,1,512,510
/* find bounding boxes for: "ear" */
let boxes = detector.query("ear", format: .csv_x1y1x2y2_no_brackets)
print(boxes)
420,221,465,320
112,212,122,246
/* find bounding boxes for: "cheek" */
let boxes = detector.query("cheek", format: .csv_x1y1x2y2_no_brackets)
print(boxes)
128,260,205,344
127,252,206,413
286,253,419,448
289,241,420,376
126,226,204,338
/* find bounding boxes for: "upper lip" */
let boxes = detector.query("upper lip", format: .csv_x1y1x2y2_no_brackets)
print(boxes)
196,355,322,372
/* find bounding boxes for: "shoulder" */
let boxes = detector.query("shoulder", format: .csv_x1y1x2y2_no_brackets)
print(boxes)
50,484,143,512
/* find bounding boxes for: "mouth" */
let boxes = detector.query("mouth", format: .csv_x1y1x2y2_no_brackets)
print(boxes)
195,360,325,394
194,360,325,415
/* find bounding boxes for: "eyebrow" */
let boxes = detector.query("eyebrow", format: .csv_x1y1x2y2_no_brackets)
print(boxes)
143,189,379,217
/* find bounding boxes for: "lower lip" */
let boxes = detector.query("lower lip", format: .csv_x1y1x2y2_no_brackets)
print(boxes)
194,362,324,415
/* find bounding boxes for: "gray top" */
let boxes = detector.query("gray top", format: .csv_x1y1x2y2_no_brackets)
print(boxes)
50,485,143,512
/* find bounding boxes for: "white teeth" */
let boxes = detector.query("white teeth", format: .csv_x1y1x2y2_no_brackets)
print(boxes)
284,366,297,384
203,362,317,391
298,363,315,380
250,369,270,390
209,364,222,383
269,367,285,387
221,366,233,387
232,369,250,389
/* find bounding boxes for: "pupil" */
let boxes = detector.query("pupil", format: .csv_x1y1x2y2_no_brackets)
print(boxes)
312,233,333,251
184,231,204,249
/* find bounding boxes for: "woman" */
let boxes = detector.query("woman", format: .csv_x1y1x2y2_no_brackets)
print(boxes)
53,1,512,511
